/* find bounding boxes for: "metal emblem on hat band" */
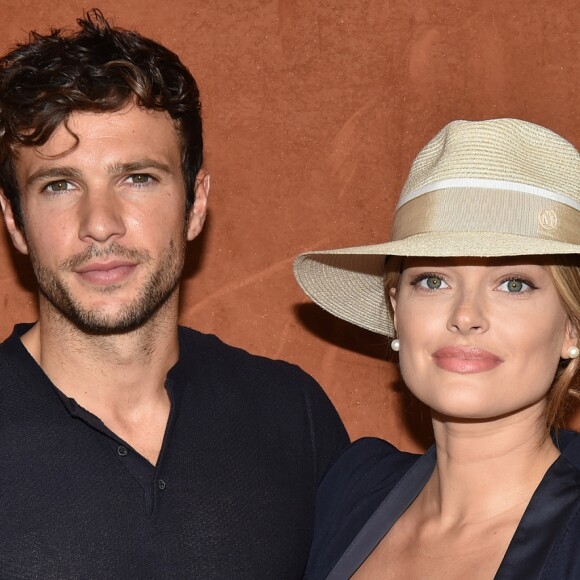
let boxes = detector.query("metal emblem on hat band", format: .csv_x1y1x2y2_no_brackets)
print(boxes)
539,209,558,230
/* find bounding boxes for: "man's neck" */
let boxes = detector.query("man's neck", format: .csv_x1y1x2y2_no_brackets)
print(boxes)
20,297,180,464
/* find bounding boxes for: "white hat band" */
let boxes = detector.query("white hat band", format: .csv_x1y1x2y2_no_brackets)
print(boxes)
397,178,580,211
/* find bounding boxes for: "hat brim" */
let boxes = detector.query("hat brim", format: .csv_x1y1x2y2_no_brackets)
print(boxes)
293,232,580,336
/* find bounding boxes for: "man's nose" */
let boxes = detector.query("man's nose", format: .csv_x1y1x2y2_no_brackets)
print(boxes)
77,188,126,245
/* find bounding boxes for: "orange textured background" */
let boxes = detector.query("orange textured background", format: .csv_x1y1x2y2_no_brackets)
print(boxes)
1,1,579,451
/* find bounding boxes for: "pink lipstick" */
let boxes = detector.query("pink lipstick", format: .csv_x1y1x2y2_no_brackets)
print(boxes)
432,346,503,374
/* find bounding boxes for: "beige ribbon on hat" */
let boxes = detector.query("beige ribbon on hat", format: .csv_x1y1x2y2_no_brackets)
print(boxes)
392,187,580,243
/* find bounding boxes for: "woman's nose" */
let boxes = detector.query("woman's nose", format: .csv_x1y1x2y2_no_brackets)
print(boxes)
447,291,489,334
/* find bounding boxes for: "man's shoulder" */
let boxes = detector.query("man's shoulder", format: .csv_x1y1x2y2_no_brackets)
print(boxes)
176,326,349,459
178,325,313,382
175,326,347,435
0,324,31,374
177,325,284,363
0,325,60,406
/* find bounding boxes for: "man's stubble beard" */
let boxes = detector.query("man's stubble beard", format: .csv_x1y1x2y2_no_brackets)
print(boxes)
29,234,187,336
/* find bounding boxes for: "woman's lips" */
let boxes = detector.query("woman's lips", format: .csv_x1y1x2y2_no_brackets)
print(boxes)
432,346,504,374
75,261,137,285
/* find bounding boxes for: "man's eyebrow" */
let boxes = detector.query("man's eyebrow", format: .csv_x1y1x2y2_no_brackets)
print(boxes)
26,166,83,187
107,159,173,175
25,159,173,187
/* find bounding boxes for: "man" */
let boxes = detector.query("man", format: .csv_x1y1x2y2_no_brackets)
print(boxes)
0,11,348,578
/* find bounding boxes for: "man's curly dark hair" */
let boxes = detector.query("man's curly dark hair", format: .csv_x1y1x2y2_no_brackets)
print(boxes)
0,9,203,230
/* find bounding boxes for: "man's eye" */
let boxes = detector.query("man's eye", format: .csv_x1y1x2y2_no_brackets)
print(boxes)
127,174,154,185
44,180,72,193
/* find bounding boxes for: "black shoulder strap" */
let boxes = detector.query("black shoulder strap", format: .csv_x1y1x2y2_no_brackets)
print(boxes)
326,448,436,579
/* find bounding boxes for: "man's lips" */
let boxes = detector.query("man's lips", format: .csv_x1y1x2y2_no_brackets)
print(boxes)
432,346,504,374
74,261,138,285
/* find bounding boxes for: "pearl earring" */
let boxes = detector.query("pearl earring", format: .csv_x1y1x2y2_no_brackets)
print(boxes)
568,346,580,359
391,338,400,352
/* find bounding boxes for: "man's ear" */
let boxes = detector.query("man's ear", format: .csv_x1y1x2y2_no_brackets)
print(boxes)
0,192,28,255
186,169,210,242
389,287,398,332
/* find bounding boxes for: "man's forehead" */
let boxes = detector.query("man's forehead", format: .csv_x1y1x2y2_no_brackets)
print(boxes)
13,105,181,175
17,104,176,149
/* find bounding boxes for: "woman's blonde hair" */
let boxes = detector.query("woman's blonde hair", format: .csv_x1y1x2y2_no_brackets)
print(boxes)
384,256,580,429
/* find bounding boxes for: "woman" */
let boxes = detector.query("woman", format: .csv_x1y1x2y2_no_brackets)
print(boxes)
294,118,580,579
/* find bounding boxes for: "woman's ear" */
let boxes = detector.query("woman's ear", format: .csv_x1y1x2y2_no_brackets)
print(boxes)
389,287,398,332
561,318,579,359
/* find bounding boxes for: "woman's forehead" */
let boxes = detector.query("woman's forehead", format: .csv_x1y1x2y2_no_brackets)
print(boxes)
400,256,554,270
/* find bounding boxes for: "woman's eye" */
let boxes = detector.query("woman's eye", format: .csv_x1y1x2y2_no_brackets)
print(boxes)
498,278,534,293
425,276,444,290
413,275,449,290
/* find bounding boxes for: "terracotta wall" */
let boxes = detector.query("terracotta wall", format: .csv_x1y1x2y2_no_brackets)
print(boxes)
1,0,579,451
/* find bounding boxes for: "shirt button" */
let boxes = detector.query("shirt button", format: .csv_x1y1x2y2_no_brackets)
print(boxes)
117,445,128,456
157,479,167,490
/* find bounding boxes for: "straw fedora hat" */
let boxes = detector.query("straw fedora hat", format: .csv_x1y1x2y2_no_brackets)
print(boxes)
293,118,580,336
